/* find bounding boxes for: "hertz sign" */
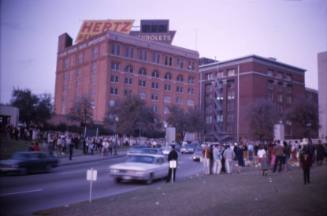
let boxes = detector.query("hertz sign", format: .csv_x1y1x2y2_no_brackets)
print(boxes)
76,20,134,43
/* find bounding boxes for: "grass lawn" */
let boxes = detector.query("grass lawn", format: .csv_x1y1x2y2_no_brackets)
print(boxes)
0,135,32,159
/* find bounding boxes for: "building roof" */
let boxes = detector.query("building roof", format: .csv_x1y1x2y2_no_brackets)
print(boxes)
58,30,199,59
199,54,306,73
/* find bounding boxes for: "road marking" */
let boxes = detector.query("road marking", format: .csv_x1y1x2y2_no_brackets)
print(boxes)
0,188,43,197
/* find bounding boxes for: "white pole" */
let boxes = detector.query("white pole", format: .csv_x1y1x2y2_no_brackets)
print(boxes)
171,168,174,184
89,180,93,203
237,65,240,143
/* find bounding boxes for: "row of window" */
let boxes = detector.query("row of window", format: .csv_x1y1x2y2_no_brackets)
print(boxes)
111,62,195,83
111,43,196,71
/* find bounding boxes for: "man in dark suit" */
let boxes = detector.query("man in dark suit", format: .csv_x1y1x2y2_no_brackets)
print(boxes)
167,145,178,183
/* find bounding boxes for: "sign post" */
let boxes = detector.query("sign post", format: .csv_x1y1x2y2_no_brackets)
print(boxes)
169,160,177,184
86,168,98,203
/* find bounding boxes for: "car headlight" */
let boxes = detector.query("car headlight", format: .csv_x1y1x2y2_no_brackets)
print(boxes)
110,169,119,174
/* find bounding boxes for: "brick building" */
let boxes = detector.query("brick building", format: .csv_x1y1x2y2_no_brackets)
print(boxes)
318,51,327,139
200,55,308,141
54,20,199,124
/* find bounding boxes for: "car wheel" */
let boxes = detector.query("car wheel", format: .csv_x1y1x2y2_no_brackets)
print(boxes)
146,173,154,184
115,177,122,183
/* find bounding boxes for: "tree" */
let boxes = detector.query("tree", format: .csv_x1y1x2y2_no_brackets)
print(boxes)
106,95,161,137
285,97,319,139
10,89,53,126
248,99,279,142
167,106,205,142
69,96,93,127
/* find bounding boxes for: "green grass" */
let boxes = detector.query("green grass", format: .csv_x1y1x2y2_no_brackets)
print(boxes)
0,135,32,160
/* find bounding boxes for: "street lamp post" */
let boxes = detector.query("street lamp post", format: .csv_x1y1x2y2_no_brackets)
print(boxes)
114,116,119,155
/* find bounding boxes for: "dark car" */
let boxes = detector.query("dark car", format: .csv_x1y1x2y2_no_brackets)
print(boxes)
0,151,59,175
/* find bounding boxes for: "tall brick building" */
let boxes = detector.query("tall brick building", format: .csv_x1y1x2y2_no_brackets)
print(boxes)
54,20,199,124
200,55,308,141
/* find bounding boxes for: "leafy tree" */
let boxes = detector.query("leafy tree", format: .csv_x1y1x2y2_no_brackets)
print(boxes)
285,97,319,139
106,95,161,137
69,96,93,127
248,99,279,142
10,89,53,126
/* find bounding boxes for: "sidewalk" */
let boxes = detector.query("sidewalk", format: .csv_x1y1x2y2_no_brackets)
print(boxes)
57,149,127,166
36,164,327,216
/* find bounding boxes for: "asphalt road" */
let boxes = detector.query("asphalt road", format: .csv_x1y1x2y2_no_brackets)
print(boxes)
0,154,202,216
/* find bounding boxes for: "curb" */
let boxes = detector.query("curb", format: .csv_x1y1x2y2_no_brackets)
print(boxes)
59,154,126,166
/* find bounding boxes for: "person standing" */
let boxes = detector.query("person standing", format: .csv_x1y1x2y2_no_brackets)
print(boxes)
69,141,74,160
273,141,284,172
202,145,211,175
300,146,312,185
213,144,223,175
167,145,178,183
234,143,245,173
223,145,235,174
257,145,269,176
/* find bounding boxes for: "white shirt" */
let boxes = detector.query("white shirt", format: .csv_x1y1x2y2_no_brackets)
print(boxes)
257,149,266,158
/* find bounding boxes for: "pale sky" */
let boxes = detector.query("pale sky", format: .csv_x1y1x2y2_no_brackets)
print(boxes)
1,0,326,104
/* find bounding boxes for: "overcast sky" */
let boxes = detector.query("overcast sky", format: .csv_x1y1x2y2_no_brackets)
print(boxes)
1,0,326,104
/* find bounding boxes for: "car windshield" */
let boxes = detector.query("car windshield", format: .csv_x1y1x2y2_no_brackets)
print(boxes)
127,155,156,164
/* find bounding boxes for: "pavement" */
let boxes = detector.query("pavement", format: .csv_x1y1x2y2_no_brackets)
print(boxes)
57,149,127,166
35,163,327,216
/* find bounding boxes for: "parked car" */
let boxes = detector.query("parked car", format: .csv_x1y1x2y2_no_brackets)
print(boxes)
181,144,196,154
109,153,168,184
0,151,59,175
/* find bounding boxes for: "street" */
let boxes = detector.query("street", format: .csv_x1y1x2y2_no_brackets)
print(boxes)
0,153,202,216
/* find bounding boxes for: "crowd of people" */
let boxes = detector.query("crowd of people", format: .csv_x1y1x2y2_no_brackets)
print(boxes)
200,139,327,183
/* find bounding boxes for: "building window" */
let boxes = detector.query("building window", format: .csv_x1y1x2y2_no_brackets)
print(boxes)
152,82,159,89
77,52,84,65
164,84,171,91
164,56,172,66
152,52,160,64
124,77,132,85
111,75,119,82
206,116,212,124
278,94,283,103
139,80,146,87
164,96,171,103
139,92,146,100
286,84,292,93
206,73,214,80
176,86,183,93
125,47,134,58
124,64,133,73
176,97,183,104
110,87,118,95
63,57,70,70
92,46,99,60
164,106,169,114
152,70,160,78
217,72,224,78
227,69,235,77
138,67,147,76
138,49,147,61
109,100,116,107
177,74,184,82
111,44,120,56
111,62,120,71
188,76,194,84
164,72,172,80
267,70,273,77
124,89,132,96
152,105,158,113
187,88,194,95
276,72,283,79
187,99,194,106
267,80,274,90
151,94,159,101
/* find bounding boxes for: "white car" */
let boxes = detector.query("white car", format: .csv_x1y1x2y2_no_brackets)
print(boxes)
109,154,168,184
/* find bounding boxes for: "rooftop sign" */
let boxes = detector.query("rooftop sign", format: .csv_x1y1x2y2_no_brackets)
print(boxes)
76,19,134,43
